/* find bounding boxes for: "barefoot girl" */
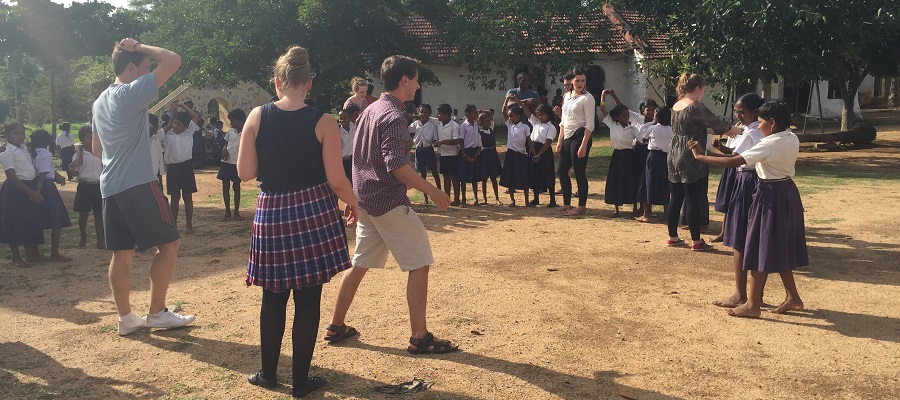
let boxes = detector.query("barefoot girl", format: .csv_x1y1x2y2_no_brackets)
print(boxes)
499,105,531,206
30,130,72,261
635,107,673,222
0,122,45,267
527,104,558,207
599,89,642,217
689,100,807,317
458,104,482,206
477,112,502,205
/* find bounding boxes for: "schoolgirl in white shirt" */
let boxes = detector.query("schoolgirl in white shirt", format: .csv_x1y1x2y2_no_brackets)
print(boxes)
636,107,674,223
29,130,72,261
408,104,442,204
162,102,200,233
0,122,45,267
599,89,642,217
526,104,558,208
498,105,532,206
69,125,105,248
217,108,246,221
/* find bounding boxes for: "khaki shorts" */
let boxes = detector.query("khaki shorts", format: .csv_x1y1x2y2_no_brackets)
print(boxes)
353,205,434,271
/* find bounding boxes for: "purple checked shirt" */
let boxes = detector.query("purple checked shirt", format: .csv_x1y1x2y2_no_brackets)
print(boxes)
352,93,413,217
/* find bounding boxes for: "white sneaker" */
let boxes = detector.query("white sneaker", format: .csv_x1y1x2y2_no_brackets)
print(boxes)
146,308,195,329
118,312,147,336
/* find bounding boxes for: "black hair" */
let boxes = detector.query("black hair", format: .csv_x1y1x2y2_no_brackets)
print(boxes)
419,103,432,113
344,103,361,115
571,66,585,76
464,104,477,114
453,108,458,114
215,120,224,128
563,73,575,81
609,105,629,120
507,105,530,130
367,83,374,95
535,103,559,129
758,100,791,131
59,122,71,131
184,100,194,107
148,113,159,128
78,125,93,142
656,106,672,126
555,88,562,94
173,112,191,126
28,129,53,157
1,121,24,138
381,55,423,91
437,103,452,115
736,93,765,111
227,108,247,122
642,99,659,111
478,112,492,123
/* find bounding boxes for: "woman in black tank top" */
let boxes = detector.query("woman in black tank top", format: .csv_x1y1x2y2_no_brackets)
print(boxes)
236,46,358,398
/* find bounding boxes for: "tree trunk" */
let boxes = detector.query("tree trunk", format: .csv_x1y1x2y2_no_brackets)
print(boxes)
890,77,899,108
50,71,57,138
841,91,856,132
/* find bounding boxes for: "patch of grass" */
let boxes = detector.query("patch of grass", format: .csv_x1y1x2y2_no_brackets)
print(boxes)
809,217,844,225
205,322,221,331
794,165,897,196
97,324,116,334
163,383,202,400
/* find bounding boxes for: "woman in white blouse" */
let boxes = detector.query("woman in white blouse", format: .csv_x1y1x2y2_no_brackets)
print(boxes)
556,67,596,216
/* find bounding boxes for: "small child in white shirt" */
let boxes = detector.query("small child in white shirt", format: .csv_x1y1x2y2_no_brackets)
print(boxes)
216,108,246,221
68,126,105,248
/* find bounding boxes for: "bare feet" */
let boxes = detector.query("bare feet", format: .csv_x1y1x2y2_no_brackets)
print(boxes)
185,225,194,234
709,234,724,243
634,216,651,223
611,210,620,218
631,208,643,217
450,200,460,207
233,213,242,221
565,206,586,216
11,259,31,268
727,304,761,318
507,202,517,208
712,293,746,308
560,205,573,213
221,214,232,221
77,237,87,248
25,254,47,263
49,254,72,262
770,298,804,314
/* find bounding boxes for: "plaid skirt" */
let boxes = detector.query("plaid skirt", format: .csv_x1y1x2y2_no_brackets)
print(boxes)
743,178,809,272
246,182,352,293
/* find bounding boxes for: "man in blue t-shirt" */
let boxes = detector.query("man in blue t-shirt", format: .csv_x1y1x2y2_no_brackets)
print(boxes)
92,38,195,336
504,72,540,103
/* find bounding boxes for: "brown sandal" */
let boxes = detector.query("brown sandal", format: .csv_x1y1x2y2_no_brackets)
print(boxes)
324,323,358,343
407,332,459,354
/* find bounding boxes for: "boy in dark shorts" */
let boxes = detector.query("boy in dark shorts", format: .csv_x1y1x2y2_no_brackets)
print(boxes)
217,109,245,220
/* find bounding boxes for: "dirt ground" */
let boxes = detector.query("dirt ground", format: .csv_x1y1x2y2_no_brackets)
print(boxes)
1,123,899,400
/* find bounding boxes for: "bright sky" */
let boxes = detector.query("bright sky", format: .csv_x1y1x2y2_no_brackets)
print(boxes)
51,0,132,7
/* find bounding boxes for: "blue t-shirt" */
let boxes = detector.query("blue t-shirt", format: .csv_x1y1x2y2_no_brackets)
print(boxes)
505,87,540,101
92,72,159,197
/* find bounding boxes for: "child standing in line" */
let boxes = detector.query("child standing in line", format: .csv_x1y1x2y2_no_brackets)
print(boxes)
30,130,72,261
68,126,105,249
56,122,76,181
526,104,558,207
434,104,461,206
149,114,165,189
218,108,246,221
477,112,502,205
409,104,441,204
634,100,658,215
457,104,482,206
689,101,806,318
338,108,355,182
636,107,673,222
599,89,642,217
499,105,532,206
162,101,201,233
0,122,45,267
451,109,459,123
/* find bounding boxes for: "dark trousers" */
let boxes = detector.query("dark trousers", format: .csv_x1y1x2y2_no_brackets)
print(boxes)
667,179,707,240
60,146,75,179
558,130,592,207
259,285,322,389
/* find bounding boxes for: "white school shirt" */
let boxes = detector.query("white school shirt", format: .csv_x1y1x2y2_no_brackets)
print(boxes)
730,121,763,171
505,120,531,154
459,119,482,149
561,91,596,139
437,120,460,156
339,123,354,159
162,120,199,164
409,118,439,148
0,143,37,180
34,148,56,179
149,129,165,176
602,114,641,150
55,130,75,149
739,130,799,180
647,124,674,153
74,149,103,182
529,115,556,144
223,128,241,164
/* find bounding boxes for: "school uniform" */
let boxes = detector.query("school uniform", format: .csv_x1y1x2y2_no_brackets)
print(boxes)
217,128,242,184
528,115,556,192
457,119,482,183
437,120,460,177
739,130,808,272
56,130,76,179
73,149,103,214
499,120,530,190
478,127,502,180
714,122,762,214
34,148,72,230
0,143,44,245
150,129,165,186
409,118,439,173
722,123,763,250
602,114,641,205
632,113,653,200
639,124,673,205
162,120,199,195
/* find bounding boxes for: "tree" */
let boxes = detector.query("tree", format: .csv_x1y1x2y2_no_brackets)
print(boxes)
616,0,900,131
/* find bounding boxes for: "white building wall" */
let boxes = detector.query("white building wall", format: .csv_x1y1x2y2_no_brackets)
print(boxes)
159,82,273,129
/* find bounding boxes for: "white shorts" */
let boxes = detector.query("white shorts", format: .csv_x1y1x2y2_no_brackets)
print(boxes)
353,205,434,271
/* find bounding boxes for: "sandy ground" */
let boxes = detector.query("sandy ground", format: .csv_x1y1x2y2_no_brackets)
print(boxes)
1,124,899,400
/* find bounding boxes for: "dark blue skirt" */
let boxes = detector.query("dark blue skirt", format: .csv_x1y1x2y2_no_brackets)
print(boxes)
742,179,809,272
479,147,502,180
714,167,738,213
38,181,72,230
217,162,241,184
723,170,757,251
634,143,649,199
528,147,555,191
639,150,670,205
458,147,481,183
0,180,45,245
605,148,638,205
499,150,529,190
415,146,438,172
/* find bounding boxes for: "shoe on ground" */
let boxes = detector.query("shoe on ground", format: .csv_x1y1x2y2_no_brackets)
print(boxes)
146,308,195,329
118,312,146,336
691,240,713,252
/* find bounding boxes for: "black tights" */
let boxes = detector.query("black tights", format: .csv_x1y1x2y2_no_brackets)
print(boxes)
558,131,592,207
667,180,706,240
259,285,322,388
